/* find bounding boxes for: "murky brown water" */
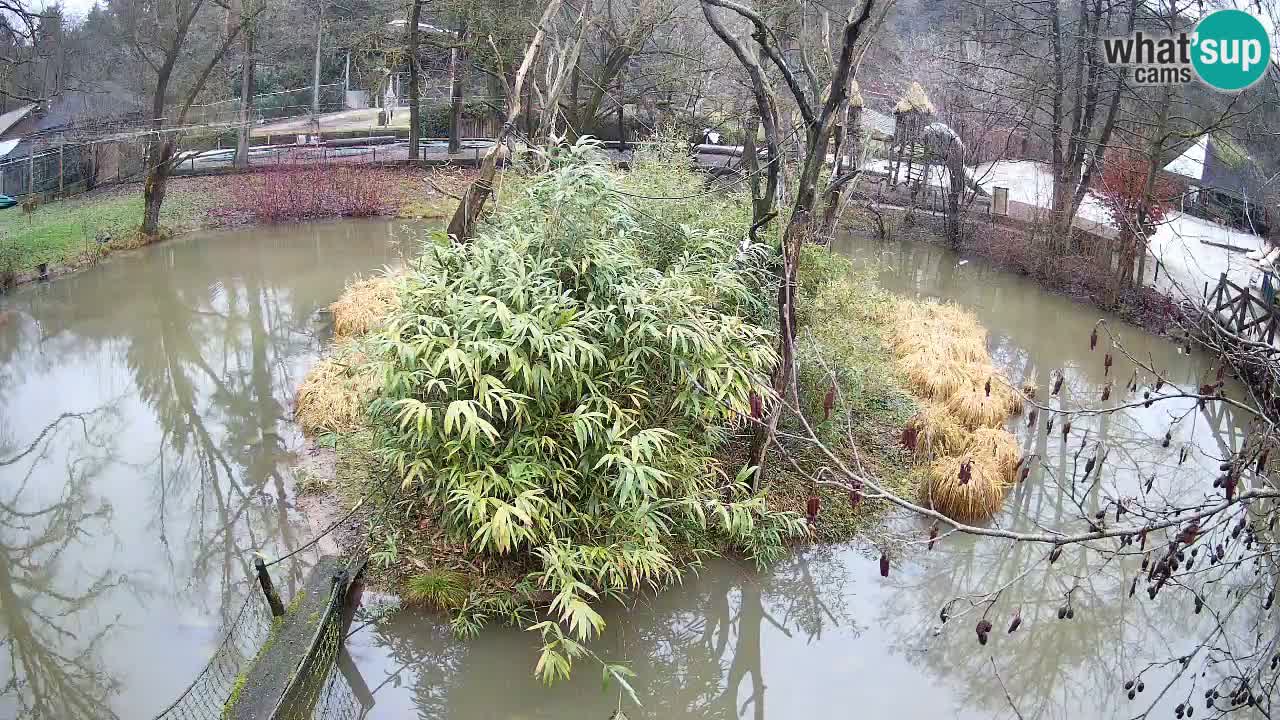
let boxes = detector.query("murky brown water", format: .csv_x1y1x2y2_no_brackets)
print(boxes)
0,219,416,719
0,223,1254,719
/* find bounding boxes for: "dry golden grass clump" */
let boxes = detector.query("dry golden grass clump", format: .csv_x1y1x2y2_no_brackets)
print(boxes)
295,342,382,435
906,401,969,459
945,380,1024,430
923,453,1010,524
330,274,401,340
897,350,983,399
890,301,988,364
890,299,1024,522
963,428,1021,476
296,272,404,435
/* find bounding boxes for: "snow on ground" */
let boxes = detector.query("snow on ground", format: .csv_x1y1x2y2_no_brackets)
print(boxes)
970,160,1112,225
969,160,1268,301
1148,213,1265,300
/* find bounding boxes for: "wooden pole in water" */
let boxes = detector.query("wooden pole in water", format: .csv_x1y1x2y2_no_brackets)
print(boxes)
255,557,286,616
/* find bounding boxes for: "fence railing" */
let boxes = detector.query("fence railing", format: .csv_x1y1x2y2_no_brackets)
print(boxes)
1204,273,1280,345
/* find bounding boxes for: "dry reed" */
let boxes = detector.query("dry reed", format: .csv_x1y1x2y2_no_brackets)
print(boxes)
294,341,381,435
945,380,1024,429
331,274,401,340
924,452,1010,522
890,299,1024,523
906,401,970,459
963,428,1021,476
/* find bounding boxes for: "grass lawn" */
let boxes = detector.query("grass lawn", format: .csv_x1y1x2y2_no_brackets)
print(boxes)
0,168,465,288
0,180,219,275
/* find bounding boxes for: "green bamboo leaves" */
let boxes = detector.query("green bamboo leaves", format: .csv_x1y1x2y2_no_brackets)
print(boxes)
368,138,804,677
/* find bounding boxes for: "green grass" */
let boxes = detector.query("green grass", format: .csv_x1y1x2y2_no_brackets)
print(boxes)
764,246,923,543
0,184,214,275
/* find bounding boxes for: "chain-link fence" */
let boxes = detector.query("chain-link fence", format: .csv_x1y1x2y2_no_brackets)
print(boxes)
186,84,347,127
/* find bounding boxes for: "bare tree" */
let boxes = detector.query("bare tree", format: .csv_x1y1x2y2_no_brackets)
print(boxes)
234,0,262,168
701,0,887,484
113,0,263,236
402,0,422,159
446,0,565,241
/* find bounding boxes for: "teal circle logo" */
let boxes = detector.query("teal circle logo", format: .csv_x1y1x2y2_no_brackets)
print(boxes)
1192,10,1271,91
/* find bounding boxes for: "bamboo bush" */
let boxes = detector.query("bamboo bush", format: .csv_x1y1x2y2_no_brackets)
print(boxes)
367,139,804,681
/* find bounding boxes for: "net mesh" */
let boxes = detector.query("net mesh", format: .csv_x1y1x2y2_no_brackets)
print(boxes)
151,592,274,720
153,567,372,720
276,573,372,720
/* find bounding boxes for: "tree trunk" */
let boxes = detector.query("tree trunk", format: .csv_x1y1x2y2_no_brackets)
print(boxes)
447,27,466,154
141,137,176,236
818,123,845,240
447,0,563,241
407,1,422,160
568,64,580,139
311,5,323,125
235,19,256,168
615,76,625,148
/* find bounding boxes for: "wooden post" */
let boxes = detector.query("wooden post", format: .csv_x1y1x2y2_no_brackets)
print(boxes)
27,146,34,195
58,144,64,195
255,557,286,617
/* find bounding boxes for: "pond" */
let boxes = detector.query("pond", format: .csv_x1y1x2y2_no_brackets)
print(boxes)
0,219,416,719
0,221,1253,719
344,232,1252,720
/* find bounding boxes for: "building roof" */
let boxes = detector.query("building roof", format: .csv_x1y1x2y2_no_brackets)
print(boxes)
863,108,896,140
1162,133,1267,202
1163,135,1206,180
894,82,935,115
385,18,449,35
1201,136,1267,202
0,104,36,138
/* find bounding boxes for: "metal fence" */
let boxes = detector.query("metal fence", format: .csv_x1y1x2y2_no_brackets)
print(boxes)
0,142,94,199
185,84,347,127
151,563,373,720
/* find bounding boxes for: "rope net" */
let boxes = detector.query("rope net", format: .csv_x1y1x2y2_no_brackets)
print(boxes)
153,565,372,720
151,592,275,720
275,570,372,720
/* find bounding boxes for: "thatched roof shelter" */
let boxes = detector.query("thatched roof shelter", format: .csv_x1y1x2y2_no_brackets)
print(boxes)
894,82,936,116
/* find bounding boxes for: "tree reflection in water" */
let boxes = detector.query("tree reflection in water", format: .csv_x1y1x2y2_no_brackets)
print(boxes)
355,549,860,719
0,408,123,719
846,233,1262,720
0,220,416,717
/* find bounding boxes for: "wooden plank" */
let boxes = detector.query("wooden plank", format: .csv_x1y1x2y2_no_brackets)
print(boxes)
1232,294,1249,333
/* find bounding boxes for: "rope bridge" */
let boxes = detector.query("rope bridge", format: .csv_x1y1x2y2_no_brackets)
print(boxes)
152,556,372,720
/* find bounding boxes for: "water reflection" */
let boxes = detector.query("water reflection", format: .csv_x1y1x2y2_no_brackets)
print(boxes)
0,408,122,719
0,219,418,718
838,233,1260,719
352,550,862,720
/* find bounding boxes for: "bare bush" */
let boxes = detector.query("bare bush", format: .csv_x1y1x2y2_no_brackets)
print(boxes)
224,165,400,224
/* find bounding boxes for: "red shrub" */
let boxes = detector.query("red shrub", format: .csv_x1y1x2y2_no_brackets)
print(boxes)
1095,152,1176,234
225,164,400,224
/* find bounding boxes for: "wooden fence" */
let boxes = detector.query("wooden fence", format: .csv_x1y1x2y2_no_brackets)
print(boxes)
1203,273,1280,346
